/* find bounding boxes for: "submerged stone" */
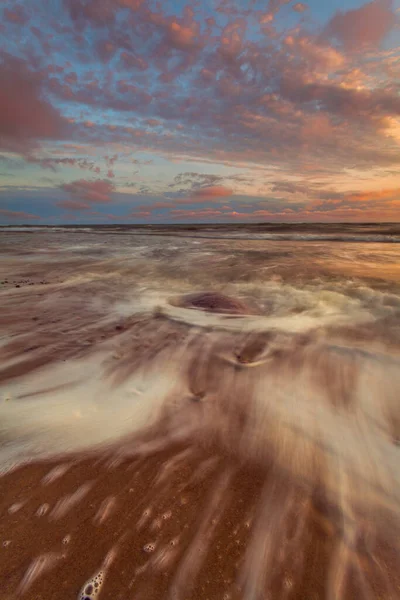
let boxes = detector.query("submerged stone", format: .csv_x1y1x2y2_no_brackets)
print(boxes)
173,292,251,315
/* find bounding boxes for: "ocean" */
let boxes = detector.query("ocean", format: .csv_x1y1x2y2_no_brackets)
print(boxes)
0,223,399,599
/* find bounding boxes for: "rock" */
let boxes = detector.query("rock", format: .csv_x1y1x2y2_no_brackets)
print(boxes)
173,292,252,314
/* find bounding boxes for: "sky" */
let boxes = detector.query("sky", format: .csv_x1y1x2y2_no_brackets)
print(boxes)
0,0,400,224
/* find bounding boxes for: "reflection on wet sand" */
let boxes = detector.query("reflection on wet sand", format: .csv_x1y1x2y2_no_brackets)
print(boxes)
0,228,399,599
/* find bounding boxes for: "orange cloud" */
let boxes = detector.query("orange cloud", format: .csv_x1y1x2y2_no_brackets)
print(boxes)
0,209,39,220
348,187,400,202
192,185,233,199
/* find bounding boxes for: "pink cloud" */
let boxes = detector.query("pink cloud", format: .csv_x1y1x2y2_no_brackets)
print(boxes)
145,119,161,127
3,6,28,24
105,154,118,167
166,21,199,51
61,179,115,203
146,201,176,209
64,72,78,85
130,210,152,218
55,200,90,210
0,209,39,220
96,40,116,62
1,0,399,186
292,3,308,12
325,0,396,49
119,51,148,71
64,0,145,28
192,185,233,199
0,54,67,153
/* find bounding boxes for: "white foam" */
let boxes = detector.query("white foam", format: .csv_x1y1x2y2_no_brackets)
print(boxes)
78,547,117,600
0,351,179,471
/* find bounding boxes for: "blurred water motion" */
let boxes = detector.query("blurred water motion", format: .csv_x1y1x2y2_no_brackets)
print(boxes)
0,224,399,599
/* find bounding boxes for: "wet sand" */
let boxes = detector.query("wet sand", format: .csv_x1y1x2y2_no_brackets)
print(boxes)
0,227,399,599
0,447,386,600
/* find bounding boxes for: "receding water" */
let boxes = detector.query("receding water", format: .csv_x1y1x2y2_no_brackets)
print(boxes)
0,224,399,599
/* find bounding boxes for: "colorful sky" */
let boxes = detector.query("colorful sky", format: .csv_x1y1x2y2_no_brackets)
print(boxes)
1,0,400,223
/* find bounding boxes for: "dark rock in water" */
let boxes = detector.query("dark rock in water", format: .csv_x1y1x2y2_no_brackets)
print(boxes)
235,334,271,363
175,292,251,314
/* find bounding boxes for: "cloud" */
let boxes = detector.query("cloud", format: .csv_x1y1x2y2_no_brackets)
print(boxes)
96,40,116,62
61,179,115,203
0,0,400,223
165,21,199,51
130,210,152,218
347,187,400,202
0,54,67,154
325,0,396,50
0,209,39,220
192,185,233,199
3,6,28,24
55,200,91,210
105,154,118,167
119,52,148,71
171,172,225,190
292,3,308,13
32,157,99,172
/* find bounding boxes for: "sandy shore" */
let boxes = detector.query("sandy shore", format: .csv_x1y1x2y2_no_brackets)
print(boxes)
1,443,395,600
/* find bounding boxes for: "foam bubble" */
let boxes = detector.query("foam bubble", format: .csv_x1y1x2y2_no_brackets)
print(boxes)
78,570,105,600
143,542,156,553
137,507,152,530
78,547,117,599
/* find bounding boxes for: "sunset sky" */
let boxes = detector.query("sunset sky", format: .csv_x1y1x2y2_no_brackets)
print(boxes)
0,0,400,223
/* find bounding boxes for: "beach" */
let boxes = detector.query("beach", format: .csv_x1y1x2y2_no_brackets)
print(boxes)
0,224,399,599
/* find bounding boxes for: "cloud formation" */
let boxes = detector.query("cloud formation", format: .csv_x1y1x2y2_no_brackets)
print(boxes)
325,0,395,50
192,186,233,199
61,179,115,203
0,0,399,222
0,53,67,154
0,208,39,220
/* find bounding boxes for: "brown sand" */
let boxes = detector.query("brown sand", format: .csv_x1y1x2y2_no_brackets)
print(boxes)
0,447,381,599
